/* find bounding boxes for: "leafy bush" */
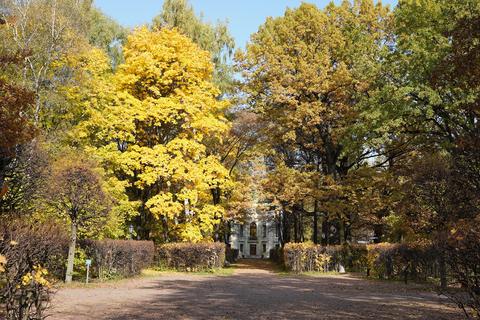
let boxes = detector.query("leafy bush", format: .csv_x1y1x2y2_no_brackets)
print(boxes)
269,247,283,266
0,220,68,320
156,242,225,271
367,242,438,282
443,220,480,317
283,242,438,279
366,243,392,278
81,239,154,280
284,243,350,273
225,246,239,263
72,248,88,280
283,243,337,273
337,244,368,272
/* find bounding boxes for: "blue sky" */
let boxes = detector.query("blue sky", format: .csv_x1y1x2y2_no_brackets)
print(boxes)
95,0,398,49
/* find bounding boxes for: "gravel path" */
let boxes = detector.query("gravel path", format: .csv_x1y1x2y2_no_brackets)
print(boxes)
49,259,462,320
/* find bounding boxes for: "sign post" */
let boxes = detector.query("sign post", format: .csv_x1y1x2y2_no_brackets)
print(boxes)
85,259,92,284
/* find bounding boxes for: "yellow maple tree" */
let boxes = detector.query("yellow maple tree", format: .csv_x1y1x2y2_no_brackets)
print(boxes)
73,27,232,242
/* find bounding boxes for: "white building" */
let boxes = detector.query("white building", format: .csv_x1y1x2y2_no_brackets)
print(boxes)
229,156,280,258
229,217,280,258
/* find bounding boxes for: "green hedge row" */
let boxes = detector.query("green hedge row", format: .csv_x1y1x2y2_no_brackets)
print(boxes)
156,242,225,271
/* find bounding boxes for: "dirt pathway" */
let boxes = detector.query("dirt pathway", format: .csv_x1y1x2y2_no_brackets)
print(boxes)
49,259,462,320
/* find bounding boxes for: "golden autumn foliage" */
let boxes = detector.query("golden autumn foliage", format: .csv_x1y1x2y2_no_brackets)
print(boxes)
21,265,50,288
2,4,480,316
0,254,5,273
239,1,393,244
72,27,232,242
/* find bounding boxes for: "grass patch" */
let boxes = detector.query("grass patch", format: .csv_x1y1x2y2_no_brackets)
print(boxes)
56,274,137,289
57,266,236,289
300,271,342,277
272,270,342,277
142,266,236,277
190,267,235,276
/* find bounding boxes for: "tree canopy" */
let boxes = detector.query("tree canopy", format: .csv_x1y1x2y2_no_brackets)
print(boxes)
1,1,479,312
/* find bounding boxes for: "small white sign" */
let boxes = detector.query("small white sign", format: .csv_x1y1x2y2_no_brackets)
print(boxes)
85,259,92,266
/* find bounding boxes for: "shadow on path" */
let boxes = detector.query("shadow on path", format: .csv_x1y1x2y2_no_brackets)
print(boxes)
50,264,463,320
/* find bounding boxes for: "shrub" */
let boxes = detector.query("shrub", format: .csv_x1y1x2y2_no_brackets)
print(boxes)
156,242,225,271
284,243,349,273
366,243,395,279
282,242,438,279
269,247,283,265
81,239,154,280
0,220,68,320
338,244,368,272
443,220,480,318
225,246,239,263
284,243,331,273
72,248,88,280
367,242,437,282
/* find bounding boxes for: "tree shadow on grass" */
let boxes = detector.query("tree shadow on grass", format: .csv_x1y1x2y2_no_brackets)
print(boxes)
106,273,463,320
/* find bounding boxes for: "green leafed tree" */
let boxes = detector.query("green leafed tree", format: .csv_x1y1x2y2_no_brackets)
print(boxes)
152,0,235,94
369,0,480,150
86,5,127,68
43,157,109,283
238,1,392,244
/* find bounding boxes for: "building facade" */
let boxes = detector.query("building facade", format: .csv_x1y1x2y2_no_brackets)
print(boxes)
229,219,280,258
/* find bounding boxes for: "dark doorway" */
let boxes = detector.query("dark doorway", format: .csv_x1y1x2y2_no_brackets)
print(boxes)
250,244,257,256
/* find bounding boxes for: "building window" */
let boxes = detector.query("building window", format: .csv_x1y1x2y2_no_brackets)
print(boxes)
262,243,267,254
239,224,244,237
240,243,244,253
249,222,257,239
263,223,267,238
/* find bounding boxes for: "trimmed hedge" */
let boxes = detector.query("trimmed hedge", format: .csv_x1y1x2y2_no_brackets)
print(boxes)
81,239,154,280
283,243,339,273
366,242,438,282
283,242,438,282
156,242,225,271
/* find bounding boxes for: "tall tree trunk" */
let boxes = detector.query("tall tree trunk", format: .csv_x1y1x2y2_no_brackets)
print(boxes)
278,215,284,246
373,224,383,243
65,221,77,283
345,222,351,243
162,216,169,242
313,211,318,244
339,220,345,244
321,215,329,245
299,211,304,242
439,254,447,290
283,211,291,244
224,220,231,244
211,187,221,241
345,215,352,243
138,189,151,240
438,232,448,290
293,213,298,242
213,224,220,242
